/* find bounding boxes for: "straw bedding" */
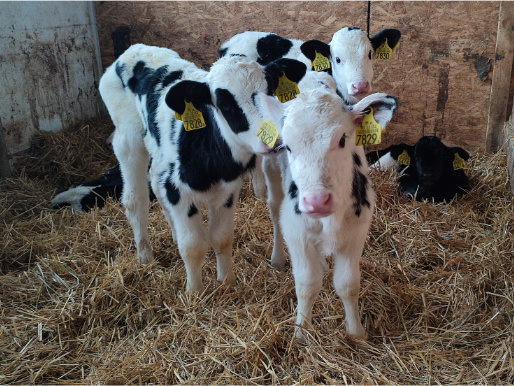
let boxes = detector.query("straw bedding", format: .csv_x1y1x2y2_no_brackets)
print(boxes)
1,120,513,384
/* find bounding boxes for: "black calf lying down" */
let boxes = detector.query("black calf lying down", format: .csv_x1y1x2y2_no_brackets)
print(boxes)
367,136,471,202
51,166,155,211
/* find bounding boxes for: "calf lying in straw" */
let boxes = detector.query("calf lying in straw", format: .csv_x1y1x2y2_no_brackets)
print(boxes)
367,136,470,202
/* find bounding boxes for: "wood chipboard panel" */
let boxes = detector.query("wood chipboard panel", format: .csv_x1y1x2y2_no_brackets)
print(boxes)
370,1,500,151
95,1,367,70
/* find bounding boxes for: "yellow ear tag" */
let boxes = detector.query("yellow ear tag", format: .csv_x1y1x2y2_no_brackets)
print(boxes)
257,120,279,148
355,106,382,146
453,153,466,170
375,38,393,60
391,40,400,53
274,72,300,103
175,101,206,131
312,51,331,72
397,150,411,166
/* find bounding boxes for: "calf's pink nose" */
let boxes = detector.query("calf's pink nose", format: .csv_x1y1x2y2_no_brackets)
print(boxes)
303,193,332,213
351,81,370,94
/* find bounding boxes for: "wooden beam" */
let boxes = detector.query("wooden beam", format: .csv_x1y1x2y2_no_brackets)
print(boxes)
486,1,514,153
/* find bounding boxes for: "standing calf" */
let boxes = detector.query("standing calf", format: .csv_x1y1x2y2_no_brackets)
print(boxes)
221,28,401,269
99,43,306,292
220,27,401,105
260,78,398,341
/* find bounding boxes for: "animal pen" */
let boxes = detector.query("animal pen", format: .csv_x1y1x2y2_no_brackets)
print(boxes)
1,1,514,384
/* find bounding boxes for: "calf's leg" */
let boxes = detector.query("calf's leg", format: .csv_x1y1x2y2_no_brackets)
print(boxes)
263,157,286,270
332,224,368,339
208,192,240,285
112,127,153,264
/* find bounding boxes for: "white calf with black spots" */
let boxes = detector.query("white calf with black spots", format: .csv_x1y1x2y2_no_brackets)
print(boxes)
99,43,306,293
259,82,398,342
219,27,401,105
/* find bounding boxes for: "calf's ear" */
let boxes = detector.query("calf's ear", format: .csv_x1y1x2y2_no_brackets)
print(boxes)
449,146,470,161
165,80,212,114
300,40,332,67
370,29,402,52
264,58,307,95
390,143,413,159
253,91,285,131
351,93,398,130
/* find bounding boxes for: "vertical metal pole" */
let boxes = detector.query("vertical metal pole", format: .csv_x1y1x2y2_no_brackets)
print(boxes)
367,1,371,37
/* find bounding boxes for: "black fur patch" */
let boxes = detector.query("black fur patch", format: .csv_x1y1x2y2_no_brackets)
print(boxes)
126,62,183,146
288,181,298,200
187,203,198,217
165,163,180,205
353,152,362,168
294,201,301,215
288,181,301,215
370,29,402,52
256,34,294,65
218,47,228,58
264,59,308,96
115,62,127,88
177,108,255,192
215,88,250,134
351,169,370,217
300,40,332,74
224,194,234,208
162,71,183,89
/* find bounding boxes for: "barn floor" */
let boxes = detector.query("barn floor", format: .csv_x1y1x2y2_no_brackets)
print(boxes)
1,120,513,384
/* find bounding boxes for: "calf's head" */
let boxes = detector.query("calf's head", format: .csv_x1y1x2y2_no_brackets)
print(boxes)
301,27,401,105
261,88,398,218
413,136,469,186
165,55,306,156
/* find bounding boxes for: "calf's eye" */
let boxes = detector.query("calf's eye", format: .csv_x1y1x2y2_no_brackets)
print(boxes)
339,134,346,148
336,57,341,64
368,50,372,59
285,145,291,152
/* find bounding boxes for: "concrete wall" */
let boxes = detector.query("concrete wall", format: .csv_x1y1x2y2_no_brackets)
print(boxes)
0,1,104,157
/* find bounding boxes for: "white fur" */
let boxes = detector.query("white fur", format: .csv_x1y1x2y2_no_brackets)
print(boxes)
371,152,399,171
51,185,100,211
260,83,397,342
329,28,374,104
99,44,281,292
222,28,376,218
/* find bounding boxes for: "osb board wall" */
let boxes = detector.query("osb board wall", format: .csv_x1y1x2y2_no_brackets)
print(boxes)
95,2,368,69
370,1,500,150
95,1,501,152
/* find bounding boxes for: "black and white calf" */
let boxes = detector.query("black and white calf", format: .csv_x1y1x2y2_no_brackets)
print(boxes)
260,75,398,341
367,136,471,202
51,166,124,211
99,43,306,292
50,166,157,211
219,27,401,105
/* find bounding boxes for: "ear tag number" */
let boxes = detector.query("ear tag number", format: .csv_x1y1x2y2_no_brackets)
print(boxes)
375,38,394,60
175,101,206,131
356,106,382,146
397,150,411,166
257,120,279,148
453,153,466,170
312,51,331,72
274,72,300,103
